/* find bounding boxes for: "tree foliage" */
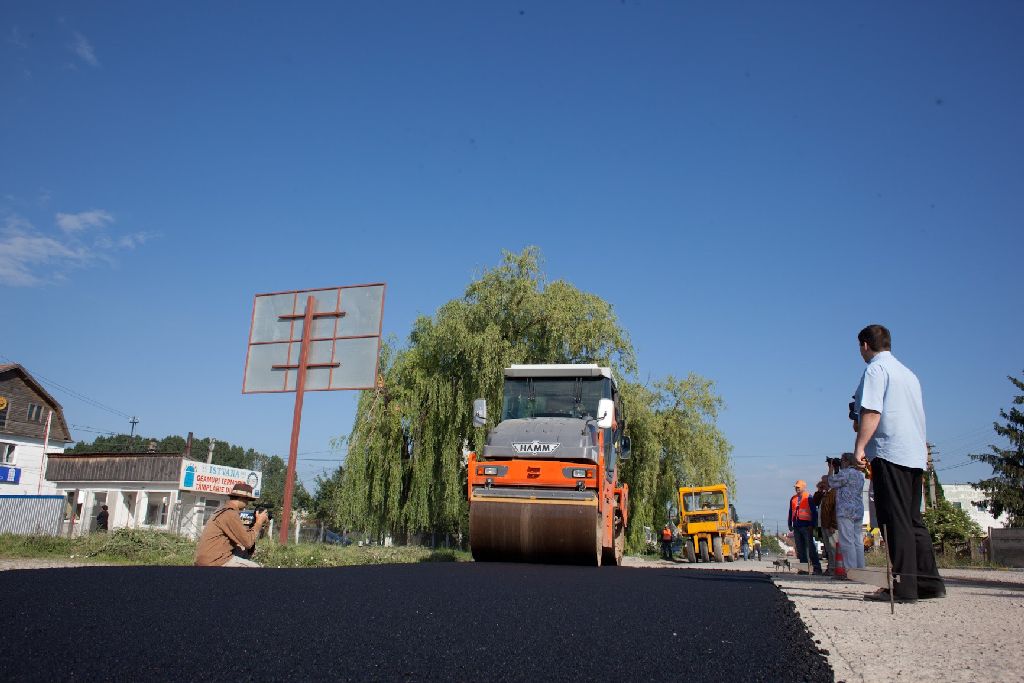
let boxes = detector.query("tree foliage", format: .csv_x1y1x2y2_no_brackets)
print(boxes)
325,248,733,547
923,499,983,543
67,433,311,516
970,372,1024,527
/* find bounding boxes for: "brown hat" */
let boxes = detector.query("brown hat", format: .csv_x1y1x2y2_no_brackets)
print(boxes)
228,482,257,500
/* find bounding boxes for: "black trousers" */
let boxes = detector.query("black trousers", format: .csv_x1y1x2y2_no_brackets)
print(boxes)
871,457,945,599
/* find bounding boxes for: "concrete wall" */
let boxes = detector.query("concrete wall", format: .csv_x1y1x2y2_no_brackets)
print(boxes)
57,485,231,540
989,528,1024,568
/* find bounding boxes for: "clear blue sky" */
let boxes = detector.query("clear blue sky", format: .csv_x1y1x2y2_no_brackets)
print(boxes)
3,2,1021,530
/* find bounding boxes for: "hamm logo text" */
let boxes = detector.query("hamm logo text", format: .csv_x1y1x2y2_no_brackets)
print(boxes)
513,441,560,454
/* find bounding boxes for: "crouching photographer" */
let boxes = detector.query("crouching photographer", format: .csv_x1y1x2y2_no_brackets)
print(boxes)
194,482,269,568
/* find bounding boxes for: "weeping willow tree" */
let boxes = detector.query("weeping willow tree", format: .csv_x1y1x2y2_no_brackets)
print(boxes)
320,247,732,547
619,375,735,547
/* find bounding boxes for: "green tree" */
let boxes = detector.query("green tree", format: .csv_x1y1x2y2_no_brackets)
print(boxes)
923,498,983,543
761,534,783,555
330,247,734,546
970,372,1024,527
618,374,733,549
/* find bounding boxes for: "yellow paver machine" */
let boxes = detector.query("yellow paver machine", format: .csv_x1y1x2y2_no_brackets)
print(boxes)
677,484,740,563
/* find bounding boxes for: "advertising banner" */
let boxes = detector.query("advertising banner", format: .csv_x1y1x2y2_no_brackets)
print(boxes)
179,461,262,497
0,466,21,485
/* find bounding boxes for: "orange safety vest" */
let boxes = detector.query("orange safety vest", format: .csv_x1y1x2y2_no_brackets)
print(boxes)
661,528,673,541
790,493,812,523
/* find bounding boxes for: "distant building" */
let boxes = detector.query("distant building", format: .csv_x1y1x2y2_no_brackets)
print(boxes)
45,451,263,539
942,483,1009,532
0,364,73,495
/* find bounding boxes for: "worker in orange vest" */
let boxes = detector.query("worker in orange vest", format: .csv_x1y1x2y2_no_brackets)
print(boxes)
788,480,823,575
661,524,675,560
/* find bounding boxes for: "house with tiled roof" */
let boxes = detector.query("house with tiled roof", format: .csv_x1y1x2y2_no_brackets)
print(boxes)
0,363,73,495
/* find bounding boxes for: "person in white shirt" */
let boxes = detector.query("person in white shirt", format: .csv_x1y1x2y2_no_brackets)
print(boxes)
853,324,945,603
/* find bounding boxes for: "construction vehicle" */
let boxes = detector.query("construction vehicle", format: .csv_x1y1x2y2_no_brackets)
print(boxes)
677,484,740,563
467,364,630,565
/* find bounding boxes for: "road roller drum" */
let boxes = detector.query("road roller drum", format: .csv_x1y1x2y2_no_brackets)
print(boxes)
470,497,603,565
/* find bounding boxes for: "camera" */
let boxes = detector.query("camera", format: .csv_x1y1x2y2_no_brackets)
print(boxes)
239,504,273,528
848,395,859,424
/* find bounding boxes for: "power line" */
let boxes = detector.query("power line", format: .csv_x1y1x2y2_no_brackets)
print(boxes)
0,353,133,419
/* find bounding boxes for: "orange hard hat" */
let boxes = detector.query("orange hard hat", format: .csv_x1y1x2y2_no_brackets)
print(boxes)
794,480,807,489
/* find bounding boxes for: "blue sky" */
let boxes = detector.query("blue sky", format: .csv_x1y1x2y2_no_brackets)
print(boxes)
2,2,1021,530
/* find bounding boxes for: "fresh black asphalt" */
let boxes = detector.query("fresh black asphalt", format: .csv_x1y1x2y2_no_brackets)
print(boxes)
1,563,832,682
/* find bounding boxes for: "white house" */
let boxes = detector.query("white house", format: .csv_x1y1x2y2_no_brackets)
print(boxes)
942,483,1009,532
45,450,263,539
0,364,73,495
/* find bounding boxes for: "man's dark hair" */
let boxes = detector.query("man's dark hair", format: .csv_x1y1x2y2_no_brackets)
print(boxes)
858,324,891,352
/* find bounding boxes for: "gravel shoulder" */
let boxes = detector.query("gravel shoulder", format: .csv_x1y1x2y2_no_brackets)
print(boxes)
625,555,1024,683
0,558,111,571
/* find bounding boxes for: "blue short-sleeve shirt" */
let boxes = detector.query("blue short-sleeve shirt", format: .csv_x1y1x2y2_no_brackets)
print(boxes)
854,351,928,469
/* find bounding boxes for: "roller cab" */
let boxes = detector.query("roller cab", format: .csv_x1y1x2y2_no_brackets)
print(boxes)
468,364,629,565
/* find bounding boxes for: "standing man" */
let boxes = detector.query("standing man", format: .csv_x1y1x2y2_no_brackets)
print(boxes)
660,524,674,561
96,505,109,532
829,452,866,570
788,480,823,575
853,324,945,602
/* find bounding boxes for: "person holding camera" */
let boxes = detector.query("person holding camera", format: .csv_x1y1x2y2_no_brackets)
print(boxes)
194,482,268,568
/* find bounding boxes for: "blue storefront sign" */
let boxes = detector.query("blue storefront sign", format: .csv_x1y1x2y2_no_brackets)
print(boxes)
0,466,22,485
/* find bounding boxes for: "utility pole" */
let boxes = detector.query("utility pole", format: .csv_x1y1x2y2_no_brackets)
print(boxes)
927,443,939,508
207,439,216,464
129,416,139,437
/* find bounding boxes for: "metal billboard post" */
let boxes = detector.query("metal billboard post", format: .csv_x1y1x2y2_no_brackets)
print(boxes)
243,284,386,546
280,295,315,544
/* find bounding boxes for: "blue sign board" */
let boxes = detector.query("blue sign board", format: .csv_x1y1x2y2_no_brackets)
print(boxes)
0,466,22,485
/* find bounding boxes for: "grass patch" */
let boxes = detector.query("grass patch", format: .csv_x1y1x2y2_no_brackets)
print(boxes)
254,543,471,568
0,530,471,567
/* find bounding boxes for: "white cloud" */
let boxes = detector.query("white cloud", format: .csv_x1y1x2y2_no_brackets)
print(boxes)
0,226,91,287
70,31,98,67
0,212,154,287
118,232,154,249
56,209,113,233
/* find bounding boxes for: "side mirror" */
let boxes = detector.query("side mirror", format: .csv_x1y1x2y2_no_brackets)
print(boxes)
620,435,631,460
596,398,614,429
472,398,487,427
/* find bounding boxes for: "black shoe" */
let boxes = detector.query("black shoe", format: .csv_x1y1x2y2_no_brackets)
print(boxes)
864,588,917,604
918,589,947,600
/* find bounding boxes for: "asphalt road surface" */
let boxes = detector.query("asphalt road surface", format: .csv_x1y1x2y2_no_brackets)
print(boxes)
1,563,831,682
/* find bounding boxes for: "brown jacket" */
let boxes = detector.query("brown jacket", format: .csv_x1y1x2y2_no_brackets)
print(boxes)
194,506,260,566
813,488,838,531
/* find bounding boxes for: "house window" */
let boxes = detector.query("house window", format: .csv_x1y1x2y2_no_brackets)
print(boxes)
145,495,170,526
27,403,43,423
1,443,14,465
